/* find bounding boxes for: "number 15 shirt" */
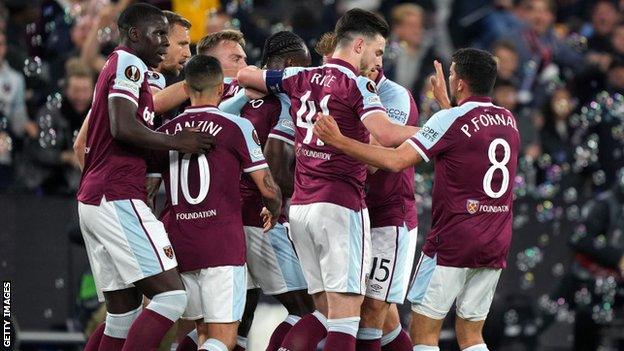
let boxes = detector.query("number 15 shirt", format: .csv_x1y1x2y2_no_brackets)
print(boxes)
408,96,520,269
265,58,386,212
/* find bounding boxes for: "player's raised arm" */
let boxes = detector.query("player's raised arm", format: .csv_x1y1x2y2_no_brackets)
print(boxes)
314,113,421,172
249,169,283,232
236,66,269,94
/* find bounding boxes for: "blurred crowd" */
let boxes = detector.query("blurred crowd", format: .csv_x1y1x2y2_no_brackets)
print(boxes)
1,0,624,199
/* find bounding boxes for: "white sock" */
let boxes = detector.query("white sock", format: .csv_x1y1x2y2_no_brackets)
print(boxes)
413,345,440,351
356,327,383,340
327,317,361,337
199,338,228,351
312,310,328,329
146,290,187,322
236,335,248,349
284,314,302,326
380,325,402,346
103,306,142,339
463,343,489,351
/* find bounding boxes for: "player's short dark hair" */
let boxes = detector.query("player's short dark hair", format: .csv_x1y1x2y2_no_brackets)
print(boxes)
117,3,164,33
184,55,223,92
452,48,498,96
197,30,245,56
261,31,307,67
163,11,191,30
334,8,389,47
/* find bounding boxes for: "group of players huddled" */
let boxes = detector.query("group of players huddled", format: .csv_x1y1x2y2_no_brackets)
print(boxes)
74,3,520,351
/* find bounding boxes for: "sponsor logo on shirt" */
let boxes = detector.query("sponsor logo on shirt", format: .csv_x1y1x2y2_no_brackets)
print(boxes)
466,199,479,214
418,125,439,143
163,245,175,259
124,65,141,82
280,119,295,131
148,71,160,80
367,95,381,105
251,147,264,159
387,108,408,124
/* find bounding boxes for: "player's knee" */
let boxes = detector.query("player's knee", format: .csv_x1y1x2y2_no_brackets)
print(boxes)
360,298,389,327
147,290,188,322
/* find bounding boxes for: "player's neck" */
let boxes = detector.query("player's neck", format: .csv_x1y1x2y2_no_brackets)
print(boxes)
190,96,220,107
330,49,359,72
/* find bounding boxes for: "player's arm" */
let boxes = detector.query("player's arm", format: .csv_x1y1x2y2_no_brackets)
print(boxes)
362,112,419,147
315,114,421,172
249,169,282,232
236,66,269,94
73,112,90,170
264,138,294,197
153,81,188,114
108,97,213,153
430,60,452,109
145,176,161,213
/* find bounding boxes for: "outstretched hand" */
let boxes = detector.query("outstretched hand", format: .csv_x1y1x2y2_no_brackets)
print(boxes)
430,60,451,109
313,113,343,147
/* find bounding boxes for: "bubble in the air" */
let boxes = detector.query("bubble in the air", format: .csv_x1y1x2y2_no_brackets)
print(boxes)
38,114,57,148
592,170,606,186
44,308,53,319
23,56,43,78
44,21,56,34
537,153,552,169
538,294,558,315
593,235,607,249
545,165,562,183
513,214,529,229
566,205,580,221
504,309,519,325
574,287,592,306
54,278,64,289
46,93,63,110
538,233,550,247
31,34,43,47
592,304,614,324
551,263,564,277
97,26,114,43
536,201,555,222
26,23,37,35
563,187,578,203
513,174,527,197
536,183,558,199
520,272,535,290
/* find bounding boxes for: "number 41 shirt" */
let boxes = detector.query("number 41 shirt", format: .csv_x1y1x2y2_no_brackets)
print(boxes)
265,58,386,211
408,96,520,269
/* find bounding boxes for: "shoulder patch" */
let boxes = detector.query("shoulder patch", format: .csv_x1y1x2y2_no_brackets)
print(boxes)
124,65,141,82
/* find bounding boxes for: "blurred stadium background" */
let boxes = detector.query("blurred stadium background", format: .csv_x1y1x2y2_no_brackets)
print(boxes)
1,0,624,350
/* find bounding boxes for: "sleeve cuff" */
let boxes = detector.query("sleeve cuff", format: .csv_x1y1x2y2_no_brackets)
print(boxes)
268,132,295,146
406,138,430,162
108,92,139,107
360,108,385,121
244,163,269,173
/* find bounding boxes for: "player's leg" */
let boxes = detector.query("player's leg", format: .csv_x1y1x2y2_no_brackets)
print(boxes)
82,198,186,351
318,205,372,351
453,267,502,351
244,221,314,350
380,305,411,351
279,205,329,351
198,266,246,350
406,253,466,349
358,225,417,351
196,321,239,351
234,287,260,351
78,202,144,351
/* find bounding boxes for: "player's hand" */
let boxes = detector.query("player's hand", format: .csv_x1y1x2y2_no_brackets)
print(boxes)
313,113,343,147
173,128,214,154
245,87,266,100
430,60,451,109
260,206,277,233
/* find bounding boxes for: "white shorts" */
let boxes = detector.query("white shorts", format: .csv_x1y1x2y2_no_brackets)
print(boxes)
289,203,371,295
406,253,501,321
244,223,307,295
78,197,177,302
181,265,247,323
366,225,418,304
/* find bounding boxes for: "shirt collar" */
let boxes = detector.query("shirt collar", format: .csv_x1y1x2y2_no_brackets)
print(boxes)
325,58,358,75
458,96,492,106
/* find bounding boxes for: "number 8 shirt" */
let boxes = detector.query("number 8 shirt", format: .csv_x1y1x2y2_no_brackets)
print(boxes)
407,96,520,268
